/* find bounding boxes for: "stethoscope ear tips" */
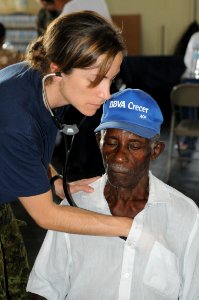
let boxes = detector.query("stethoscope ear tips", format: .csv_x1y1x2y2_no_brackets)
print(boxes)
55,72,62,77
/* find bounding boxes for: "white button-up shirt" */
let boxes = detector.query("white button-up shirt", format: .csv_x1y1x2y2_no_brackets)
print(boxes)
27,172,199,300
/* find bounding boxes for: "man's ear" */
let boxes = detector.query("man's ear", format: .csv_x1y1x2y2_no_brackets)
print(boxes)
95,132,101,148
151,141,165,161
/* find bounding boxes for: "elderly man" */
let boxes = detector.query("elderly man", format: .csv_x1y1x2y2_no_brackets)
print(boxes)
27,89,199,300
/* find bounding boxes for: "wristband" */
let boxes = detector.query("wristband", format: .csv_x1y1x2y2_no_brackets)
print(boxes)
50,174,63,186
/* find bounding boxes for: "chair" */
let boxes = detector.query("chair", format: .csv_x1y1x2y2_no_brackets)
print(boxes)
166,83,199,182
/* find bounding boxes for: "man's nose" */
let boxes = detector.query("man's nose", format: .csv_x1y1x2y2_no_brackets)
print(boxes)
113,147,128,162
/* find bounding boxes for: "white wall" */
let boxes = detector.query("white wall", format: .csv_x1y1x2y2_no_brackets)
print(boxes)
106,0,198,55
0,0,39,14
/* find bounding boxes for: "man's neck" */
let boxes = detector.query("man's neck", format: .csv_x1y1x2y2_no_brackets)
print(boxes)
104,179,149,218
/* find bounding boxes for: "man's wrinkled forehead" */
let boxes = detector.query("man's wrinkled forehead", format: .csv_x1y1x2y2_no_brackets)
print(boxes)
102,128,148,140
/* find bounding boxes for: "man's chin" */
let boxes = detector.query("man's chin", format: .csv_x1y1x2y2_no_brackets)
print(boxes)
108,176,129,189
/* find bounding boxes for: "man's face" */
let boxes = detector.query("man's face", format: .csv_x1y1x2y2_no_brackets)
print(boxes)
101,128,153,189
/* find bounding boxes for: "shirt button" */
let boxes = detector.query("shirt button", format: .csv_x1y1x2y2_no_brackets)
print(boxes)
124,273,129,278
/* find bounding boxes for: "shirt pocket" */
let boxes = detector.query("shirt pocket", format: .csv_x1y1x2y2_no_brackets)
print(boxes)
143,241,180,299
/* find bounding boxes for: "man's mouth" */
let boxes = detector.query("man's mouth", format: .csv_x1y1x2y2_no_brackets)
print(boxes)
108,165,129,174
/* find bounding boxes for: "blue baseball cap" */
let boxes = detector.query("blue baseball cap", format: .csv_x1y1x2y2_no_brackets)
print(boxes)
94,88,163,138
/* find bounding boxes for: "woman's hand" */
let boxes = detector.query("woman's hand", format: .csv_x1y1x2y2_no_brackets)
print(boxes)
69,176,100,194
54,176,100,199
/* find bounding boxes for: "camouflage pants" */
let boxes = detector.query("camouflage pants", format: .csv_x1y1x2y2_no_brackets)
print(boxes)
0,204,29,300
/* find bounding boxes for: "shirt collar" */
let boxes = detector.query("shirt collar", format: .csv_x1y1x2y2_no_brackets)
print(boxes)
148,171,169,205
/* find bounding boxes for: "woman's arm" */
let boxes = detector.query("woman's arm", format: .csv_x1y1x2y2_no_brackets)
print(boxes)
48,164,100,199
19,190,132,237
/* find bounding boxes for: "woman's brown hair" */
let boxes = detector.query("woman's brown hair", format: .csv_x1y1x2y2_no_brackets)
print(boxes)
26,10,125,86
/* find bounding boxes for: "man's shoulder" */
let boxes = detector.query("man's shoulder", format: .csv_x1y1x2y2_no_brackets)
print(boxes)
61,175,107,212
151,173,198,215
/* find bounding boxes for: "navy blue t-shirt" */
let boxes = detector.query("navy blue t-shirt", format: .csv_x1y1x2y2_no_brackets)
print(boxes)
0,62,64,203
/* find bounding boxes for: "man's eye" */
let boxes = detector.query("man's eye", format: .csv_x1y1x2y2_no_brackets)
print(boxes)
129,143,141,150
106,142,117,146
104,139,117,146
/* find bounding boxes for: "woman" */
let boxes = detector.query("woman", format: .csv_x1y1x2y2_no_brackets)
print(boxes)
0,11,132,298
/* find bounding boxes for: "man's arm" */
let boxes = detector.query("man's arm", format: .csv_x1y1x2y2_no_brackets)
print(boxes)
27,217,71,298
19,190,132,236
181,215,199,299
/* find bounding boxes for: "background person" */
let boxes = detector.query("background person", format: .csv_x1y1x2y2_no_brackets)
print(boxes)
179,31,199,151
27,89,199,300
0,11,132,298
0,22,22,69
36,7,59,36
183,31,199,78
60,0,111,19
39,0,111,20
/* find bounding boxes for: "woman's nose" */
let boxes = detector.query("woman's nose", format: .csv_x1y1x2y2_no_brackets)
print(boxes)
98,81,111,101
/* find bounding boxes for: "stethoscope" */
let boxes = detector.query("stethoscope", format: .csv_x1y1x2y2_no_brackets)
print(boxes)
42,72,127,240
42,72,86,207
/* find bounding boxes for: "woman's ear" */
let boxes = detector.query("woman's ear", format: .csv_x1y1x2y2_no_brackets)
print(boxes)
151,141,165,161
50,62,60,73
